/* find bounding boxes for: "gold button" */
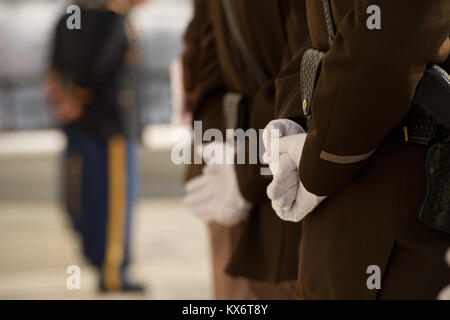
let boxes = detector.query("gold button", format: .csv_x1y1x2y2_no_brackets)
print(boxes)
302,99,308,115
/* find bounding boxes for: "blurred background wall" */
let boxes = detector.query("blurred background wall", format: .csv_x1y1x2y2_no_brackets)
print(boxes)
0,0,190,130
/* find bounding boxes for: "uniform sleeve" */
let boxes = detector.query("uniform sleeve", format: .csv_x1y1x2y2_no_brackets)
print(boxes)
90,13,129,88
49,14,73,74
183,0,228,181
299,0,450,196
182,0,209,113
274,0,311,125
187,0,227,127
48,17,62,69
234,80,274,203
274,39,312,124
274,0,311,126
234,0,310,204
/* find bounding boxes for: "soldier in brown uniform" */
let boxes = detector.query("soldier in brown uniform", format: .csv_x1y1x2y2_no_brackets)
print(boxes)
182,0,309,299
264,0,450,299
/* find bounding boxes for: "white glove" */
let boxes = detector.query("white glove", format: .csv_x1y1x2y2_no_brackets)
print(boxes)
438,248,450,300
262,119,306,166
263,119,326,222
183,142,252,226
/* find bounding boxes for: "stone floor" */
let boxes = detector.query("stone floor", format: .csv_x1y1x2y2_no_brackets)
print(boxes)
0,198,212,300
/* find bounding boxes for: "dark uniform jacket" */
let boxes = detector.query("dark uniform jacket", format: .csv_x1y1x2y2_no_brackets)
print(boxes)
51,7,140,140
183,0,309,282
275,0,450,299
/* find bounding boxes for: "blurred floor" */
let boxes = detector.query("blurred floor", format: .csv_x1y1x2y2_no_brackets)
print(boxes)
0,127,212,300
0,198,212,300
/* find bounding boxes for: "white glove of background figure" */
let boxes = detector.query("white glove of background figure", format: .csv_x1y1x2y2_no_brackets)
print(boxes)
263,119,326,222
183,142,252,226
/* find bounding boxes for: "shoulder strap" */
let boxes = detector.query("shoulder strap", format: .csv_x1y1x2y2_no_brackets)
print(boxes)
321,0,336,47
299,0,336,123
221,0,269,86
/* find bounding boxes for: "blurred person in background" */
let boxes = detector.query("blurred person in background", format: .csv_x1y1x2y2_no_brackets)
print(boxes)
44,0,147,293
182,0,309,299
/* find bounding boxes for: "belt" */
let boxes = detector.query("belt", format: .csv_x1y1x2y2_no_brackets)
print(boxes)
388,106,449,145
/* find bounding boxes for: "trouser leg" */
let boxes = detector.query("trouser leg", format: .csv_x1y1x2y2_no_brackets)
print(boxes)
208,223,256,300
208,223,297,300
63,126,85,233
68,132,135,290
101,135,137,290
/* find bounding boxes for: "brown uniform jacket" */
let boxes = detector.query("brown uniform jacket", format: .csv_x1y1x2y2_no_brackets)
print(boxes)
276,0,450,298
183,0,309,282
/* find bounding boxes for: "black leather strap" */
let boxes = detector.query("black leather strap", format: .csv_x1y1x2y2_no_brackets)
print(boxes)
390,65,450,145
299,1,335,125
420,143,450,234
389,106,448,145
300,49,324,121
413,65,450,130
321,0,336,47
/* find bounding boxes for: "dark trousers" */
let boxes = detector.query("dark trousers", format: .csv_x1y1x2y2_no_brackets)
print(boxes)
63,126,138,290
